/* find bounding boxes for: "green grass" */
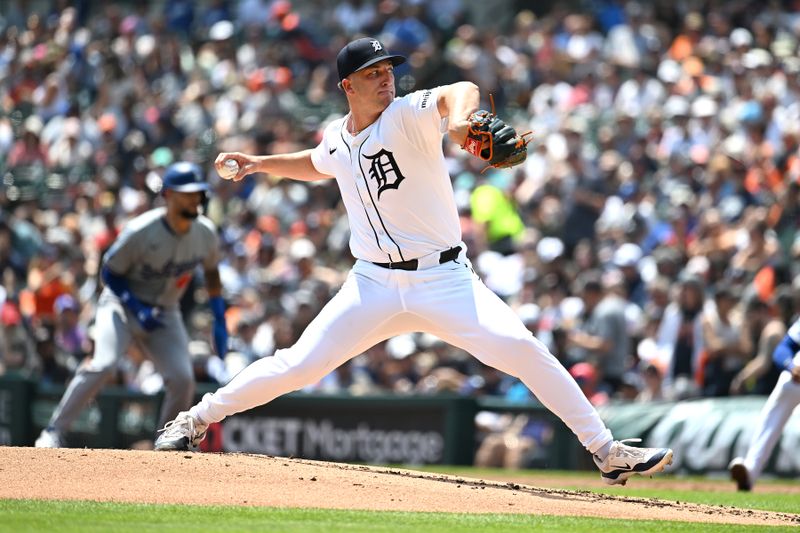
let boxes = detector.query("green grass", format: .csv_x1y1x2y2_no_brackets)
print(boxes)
0,499,795,532
417,465,800,514
2,468,799,531
586,487,799,514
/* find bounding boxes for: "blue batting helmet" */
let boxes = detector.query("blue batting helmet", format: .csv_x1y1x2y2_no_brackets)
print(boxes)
161,162,210,193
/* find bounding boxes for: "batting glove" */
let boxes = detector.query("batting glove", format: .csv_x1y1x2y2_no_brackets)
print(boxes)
134,304,164,331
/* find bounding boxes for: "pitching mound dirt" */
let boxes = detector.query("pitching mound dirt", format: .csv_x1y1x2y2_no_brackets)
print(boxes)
1,447,797,526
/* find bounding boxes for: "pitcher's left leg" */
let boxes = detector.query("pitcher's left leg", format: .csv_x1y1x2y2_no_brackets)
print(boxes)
408,266,671,484
407,265,611,453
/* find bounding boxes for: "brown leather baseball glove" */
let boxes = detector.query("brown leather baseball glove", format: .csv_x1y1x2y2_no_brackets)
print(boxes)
461,99,532,170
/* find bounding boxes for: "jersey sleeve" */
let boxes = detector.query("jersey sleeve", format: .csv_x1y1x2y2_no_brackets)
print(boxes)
773,318,800,370
199,217,222,269
393,87,445,153
102,227,139,275
788,318,800,344
310,121,339,176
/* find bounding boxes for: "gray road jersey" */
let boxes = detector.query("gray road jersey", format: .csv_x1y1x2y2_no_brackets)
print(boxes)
102,207,221,309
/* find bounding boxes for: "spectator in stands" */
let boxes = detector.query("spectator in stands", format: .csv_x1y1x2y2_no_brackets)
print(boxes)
570,361,610,407
654,276,705,400
731,289,792,395
699,285,752,397
7,116,48,169
0,301,35,378
567,271,629,394
52,294,90,372
636,362,665,403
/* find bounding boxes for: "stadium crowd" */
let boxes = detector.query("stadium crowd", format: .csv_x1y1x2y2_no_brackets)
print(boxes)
2,0,800,417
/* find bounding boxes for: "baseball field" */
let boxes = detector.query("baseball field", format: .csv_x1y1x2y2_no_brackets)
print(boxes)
0,447,798,531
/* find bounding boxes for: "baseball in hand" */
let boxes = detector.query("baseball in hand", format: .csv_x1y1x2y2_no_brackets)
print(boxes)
219,158,240,180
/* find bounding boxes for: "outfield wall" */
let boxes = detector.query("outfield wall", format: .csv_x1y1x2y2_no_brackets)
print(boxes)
1,375,798,476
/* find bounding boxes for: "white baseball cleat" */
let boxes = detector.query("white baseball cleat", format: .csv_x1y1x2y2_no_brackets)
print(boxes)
593,438,673,486
154,411,208,451
728,457,753,492
34,428,64,448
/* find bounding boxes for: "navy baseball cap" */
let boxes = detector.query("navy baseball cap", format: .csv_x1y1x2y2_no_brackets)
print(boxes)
337,37,406,82
161,162,210,193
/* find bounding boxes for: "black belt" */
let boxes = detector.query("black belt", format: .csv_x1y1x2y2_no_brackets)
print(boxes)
372,246,462,271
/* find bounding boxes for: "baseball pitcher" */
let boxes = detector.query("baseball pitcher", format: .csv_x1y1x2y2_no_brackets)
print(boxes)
154,38,672,486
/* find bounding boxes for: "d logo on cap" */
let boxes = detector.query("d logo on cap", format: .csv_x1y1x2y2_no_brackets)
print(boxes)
337,37,406,82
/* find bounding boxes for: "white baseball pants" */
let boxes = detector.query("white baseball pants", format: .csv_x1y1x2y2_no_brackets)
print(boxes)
191,252,613,453
741,370,800,480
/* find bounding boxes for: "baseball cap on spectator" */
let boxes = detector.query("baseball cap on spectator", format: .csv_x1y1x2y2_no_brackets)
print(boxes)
730,28,753,48
150,146,174,168
657,59,682,84
569,362,597,384
781,56,800,74
739,101,763,124
289,238,316,261
387,334,416,360
613,243,642,268
209,20,234,41
189,340,213,361
337,37,406,82
772,34,796,58
54,294,78,314
536,236,564,264
691,96,717,118
135,35,156,58
1,301,21,326
742,49,772,69
664,95,690,119
563,115,588,136
721,134,746,162
97,113,117,134
517,303,541,327
623,370,643,389
271,0,294,22
669,183,695,207
293,289,315,309
225,351,249,378
46,226,73,247
684,11,703,31
686,255,710,277
23,116,43,137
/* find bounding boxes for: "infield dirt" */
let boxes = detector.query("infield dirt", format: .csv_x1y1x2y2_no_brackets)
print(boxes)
1,447,798,526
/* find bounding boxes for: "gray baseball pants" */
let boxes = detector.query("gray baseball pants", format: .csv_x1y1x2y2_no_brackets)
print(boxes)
46,291,195,435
